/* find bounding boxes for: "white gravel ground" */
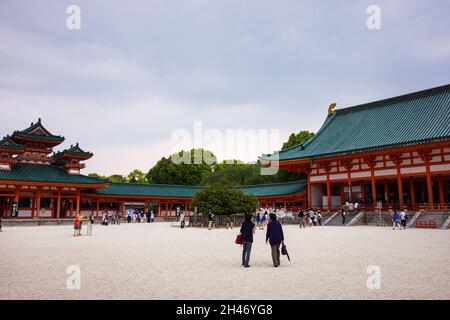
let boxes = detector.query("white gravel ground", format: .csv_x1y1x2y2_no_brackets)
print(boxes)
1,223,449,300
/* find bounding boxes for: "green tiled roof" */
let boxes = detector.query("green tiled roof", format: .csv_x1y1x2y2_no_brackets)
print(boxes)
90,183,203,198
12,118,64,142
242,181,307,197
88,180,306,198
263,84,450,161
0,136,25,150
53,143,93,159
0,163,105,185
12,131,65,142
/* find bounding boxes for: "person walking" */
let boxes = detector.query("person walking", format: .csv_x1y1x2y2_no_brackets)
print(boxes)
266,213,284,267
317,210,323,226
117,211,122,225
393,211,402,230
256,212,261,230
240,213,255,268
298,209,305,228
150,211,155,223
308,209,315,227
86,212,94,236
146,210,151,223
341,207,346,225
261,212,267,229
399,209,407,229
77,213,83,235
226,216,233,229
180,212,185,229
208,212,214,230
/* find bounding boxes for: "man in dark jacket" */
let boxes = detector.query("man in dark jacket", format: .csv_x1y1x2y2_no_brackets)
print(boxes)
240,213,255,268
266,213,284,267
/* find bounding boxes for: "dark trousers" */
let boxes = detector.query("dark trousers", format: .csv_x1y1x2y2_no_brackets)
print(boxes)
181,221,185,229
342,215,346,224
401,220,407,228
271,243,281,267
242,241,252,267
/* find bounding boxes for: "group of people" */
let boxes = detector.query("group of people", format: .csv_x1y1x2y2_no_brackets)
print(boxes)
239,212,285,268
392,209,408,230
124,209,155,224
101,210,122,225
298,209,323,228
340,201,360,224
255,209,268,230
73,212,95,237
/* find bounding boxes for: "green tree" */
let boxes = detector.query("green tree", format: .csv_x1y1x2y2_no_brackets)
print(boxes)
191,184,258,215
201,160,305,186
107,174,128,183
127,169,148,184
88,173,107,180
282,131,315,150
146,148,217,185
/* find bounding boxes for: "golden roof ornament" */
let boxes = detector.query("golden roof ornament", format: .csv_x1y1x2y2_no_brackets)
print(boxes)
328,103,336,115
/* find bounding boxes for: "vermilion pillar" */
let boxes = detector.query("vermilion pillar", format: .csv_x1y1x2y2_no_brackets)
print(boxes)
371,168,377,208
326,176,331,210
307,176,311,208
425,161,434,207
56,192,61,219
76,193,81,215
36,191,41,218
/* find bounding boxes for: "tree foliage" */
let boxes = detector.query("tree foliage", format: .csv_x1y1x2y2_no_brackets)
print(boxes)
282,131,315,150
191,184,258,215
127,169,148,184
201,160,304,186
146,148,217,185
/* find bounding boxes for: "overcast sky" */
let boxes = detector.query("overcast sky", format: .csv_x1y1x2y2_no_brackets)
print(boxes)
1,0,449,175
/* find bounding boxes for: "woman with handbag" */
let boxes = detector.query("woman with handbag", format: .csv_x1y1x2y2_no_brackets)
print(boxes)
239,213,255,268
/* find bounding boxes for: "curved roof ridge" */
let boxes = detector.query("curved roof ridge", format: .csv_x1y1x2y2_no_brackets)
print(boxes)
335,83,450,115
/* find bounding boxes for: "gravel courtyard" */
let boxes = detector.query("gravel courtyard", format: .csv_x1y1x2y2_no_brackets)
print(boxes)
1,223,449,300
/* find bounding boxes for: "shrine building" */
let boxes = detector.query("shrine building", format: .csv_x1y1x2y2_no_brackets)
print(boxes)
262,84,450,211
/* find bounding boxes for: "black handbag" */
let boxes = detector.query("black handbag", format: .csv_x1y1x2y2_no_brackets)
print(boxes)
281,242,290,261
281,243,287,255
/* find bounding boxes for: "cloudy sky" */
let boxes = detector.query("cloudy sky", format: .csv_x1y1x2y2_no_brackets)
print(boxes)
1,0,449,176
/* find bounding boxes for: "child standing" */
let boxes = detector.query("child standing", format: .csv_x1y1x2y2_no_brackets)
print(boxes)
73,215,80,237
